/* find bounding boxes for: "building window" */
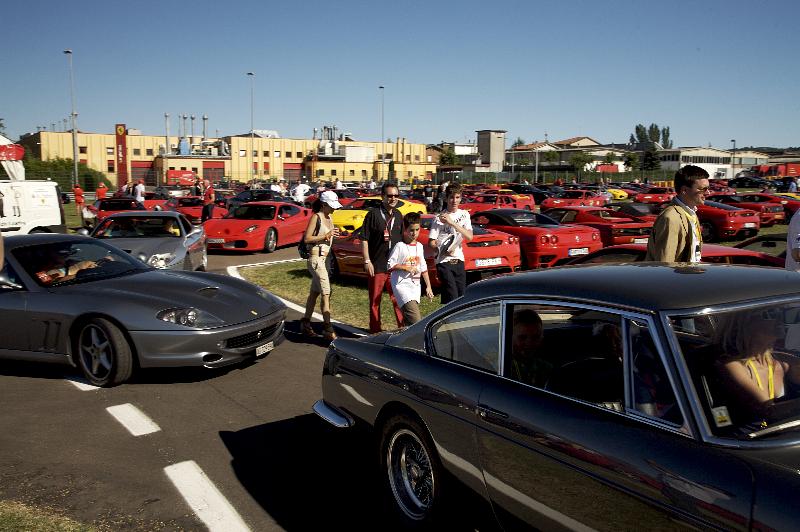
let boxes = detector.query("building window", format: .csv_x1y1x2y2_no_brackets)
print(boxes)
107,160,115,173
146,148,154,156
331,169,337,176
253,150,258,157
180,167,187,171
191,167,198,173
79,146,87,154
427,155,432,162
285,151,292,158
106,147,114,155
415,155,420,161
318,169,325,177
274,151,281,158
169,167,175,170
263,150,269,157
239,149,246,157
362,170,368,177
407,171,412,178
349,170,355,177
296,151,303,159
132,148,141,156
405,155,411,162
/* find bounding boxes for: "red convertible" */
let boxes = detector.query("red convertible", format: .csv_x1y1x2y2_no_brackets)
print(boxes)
330,214,521,287
471,209,601,268
204,201,312,253
540,190,606,209
164,196,228,224
542,206,653,246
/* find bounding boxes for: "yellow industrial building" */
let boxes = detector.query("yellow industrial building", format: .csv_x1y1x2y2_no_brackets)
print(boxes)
20,127,437,188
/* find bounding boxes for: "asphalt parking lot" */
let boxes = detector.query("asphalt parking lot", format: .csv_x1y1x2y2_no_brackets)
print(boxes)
0,246,396,531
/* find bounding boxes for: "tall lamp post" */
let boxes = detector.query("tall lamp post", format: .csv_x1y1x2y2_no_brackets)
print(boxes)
731,139,736,180
247,72,255,183
379,85,384,182
63,49,79,187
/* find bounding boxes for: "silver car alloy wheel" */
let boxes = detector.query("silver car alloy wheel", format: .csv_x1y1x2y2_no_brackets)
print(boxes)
78,324,113,381
387,428,434,520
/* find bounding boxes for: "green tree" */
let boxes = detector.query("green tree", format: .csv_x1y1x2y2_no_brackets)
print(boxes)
623,152,640,171
661,126,672,149
628,133,636,144
641,148,661,171
438,148,456,166
542,150,559,164
0,118,6,138
647,123,661,145
511,137,526,148
604,152,616,165
5,155,110,190
569,152,594,176
634,124,648,144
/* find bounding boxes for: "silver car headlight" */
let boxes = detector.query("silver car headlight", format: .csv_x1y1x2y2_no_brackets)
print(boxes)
244,224,259,233
157,307,224,327
148,253,176,268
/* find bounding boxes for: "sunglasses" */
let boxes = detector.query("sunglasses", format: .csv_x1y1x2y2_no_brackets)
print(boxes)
385,194,399,198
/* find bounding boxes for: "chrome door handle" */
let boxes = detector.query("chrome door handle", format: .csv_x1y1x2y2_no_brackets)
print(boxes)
477,405,508,419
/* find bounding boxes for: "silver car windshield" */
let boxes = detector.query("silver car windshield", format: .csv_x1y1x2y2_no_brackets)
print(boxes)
669,301,800,440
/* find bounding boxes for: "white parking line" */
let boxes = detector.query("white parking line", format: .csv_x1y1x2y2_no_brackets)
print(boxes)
106,403,161,436
66,378,101,391
164,461,250,532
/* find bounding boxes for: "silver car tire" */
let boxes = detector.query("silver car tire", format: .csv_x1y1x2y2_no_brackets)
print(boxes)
264,228,278,253
76,318,133,387
380,415,443,526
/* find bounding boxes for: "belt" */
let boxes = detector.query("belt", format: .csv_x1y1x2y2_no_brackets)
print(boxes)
441,259,462,265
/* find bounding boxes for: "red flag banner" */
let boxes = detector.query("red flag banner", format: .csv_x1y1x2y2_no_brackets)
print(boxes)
0,144,24,161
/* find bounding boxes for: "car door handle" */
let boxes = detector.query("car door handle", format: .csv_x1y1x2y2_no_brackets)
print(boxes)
477,405,508,419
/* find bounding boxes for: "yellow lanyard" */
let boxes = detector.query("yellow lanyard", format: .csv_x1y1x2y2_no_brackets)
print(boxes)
746,358,775,399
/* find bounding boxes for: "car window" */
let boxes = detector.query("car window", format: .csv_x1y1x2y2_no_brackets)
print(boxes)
430,302,501,373
178,215,193,233
503,303,624,412
629,319,682,424
0,262,23,289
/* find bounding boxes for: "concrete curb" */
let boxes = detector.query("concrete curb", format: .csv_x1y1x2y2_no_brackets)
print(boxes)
226,259,367,338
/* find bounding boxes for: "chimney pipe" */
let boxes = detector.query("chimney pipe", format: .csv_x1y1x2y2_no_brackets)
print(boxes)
202,115,208,141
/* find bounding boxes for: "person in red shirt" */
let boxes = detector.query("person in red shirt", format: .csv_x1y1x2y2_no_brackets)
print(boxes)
73,184,85,218
95,182,107,200
201,179,215,222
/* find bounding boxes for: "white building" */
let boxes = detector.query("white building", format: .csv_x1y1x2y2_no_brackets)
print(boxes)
658,147,769,179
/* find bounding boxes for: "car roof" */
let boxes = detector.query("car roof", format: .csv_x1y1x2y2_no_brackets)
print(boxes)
102,211,181,219
464,263,800,312
5,233,93,248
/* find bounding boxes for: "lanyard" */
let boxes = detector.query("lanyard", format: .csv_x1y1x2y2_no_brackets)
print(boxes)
746,357,775,399
380,208,396,234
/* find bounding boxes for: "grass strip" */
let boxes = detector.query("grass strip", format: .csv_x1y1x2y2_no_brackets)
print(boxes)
241,261,443,330
0,500,94,532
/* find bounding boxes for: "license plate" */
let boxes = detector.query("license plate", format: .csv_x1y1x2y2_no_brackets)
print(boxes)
475,257,502,267
207,238,225,244
568,247,589,256
744,222,756,228
255,341,274,357
633,238,648,244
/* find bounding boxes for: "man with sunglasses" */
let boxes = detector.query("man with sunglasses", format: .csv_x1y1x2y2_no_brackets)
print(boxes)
645,165,710,263
362,182,405,332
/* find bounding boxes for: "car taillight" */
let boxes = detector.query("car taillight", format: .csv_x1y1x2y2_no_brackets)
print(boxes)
540,234,558,244
551,235,558,244
592,233,599,240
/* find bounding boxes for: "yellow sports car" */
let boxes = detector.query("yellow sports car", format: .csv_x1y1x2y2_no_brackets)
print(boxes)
332,196,426,232
606,187,629,200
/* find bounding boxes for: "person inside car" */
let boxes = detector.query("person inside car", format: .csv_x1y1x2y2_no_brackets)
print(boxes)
33,247,107,285
508,308,551,387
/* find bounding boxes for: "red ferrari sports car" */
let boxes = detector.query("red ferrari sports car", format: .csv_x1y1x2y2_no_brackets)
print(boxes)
83,197,146,227
634,187,676,204
204,201,312,253
462,192,535,214
542,206,653,246
330,214,521,287
706,193,785,226
164,196,228,224
540,190,606,210
471,208,601,268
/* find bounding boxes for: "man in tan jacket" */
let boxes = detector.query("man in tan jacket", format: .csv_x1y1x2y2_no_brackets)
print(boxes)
645,165,710,263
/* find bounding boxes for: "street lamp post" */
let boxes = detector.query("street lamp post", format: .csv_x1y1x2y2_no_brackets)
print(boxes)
379,85,384,183
247,72,255,183
730,139,736,180
63,49,79,187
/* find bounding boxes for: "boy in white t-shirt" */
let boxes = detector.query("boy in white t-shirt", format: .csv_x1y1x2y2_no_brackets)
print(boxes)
388,212,434,326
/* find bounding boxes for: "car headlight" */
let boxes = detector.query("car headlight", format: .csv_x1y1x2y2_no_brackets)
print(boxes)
157,307,225,327
148,253,176,268
244,224,259,233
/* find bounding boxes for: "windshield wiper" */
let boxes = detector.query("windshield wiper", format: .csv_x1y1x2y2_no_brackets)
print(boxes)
747,418,800,440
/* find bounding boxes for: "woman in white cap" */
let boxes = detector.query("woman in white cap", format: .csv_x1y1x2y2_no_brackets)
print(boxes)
301,190,342,341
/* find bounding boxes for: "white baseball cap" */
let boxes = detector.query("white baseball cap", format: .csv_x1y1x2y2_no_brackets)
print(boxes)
320,190,343,209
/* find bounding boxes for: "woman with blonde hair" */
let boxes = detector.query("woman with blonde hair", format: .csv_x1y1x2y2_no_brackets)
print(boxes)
300,191,341,341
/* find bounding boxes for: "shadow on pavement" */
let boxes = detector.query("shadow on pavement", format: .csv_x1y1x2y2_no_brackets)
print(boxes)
220,414,392,530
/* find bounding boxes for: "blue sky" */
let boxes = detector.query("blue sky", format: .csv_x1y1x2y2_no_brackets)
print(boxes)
3,0,798,149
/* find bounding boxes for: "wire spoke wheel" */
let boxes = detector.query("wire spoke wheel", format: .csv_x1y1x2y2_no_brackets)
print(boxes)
387,428,435,520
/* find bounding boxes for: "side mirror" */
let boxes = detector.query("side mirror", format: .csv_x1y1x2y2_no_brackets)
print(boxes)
77,228,90,236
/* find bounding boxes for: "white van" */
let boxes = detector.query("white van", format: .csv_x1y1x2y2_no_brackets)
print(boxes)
0,180,66,235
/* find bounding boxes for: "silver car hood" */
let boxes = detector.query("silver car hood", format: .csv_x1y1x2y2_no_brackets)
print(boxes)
61,270,284,328
101,237,183,260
